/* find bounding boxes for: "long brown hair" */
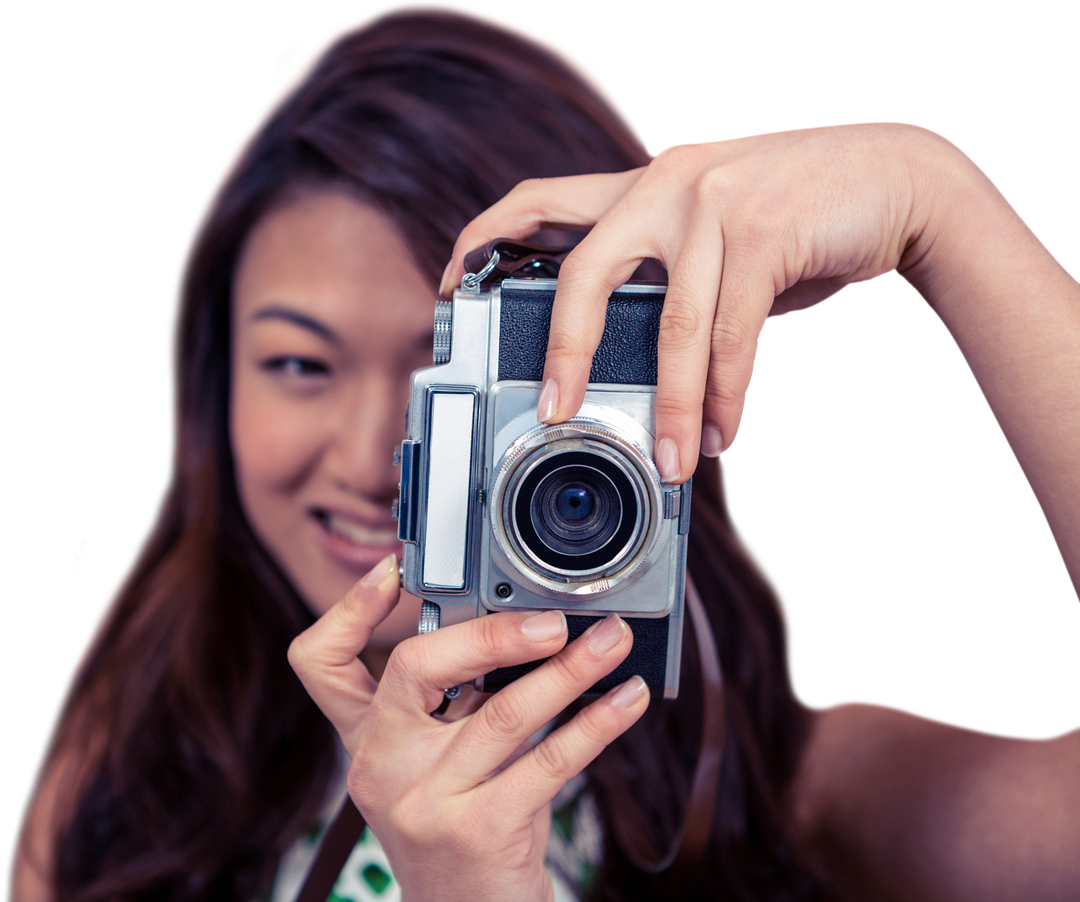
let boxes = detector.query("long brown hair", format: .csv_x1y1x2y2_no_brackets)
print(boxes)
589,455,822,901
39,11,821,901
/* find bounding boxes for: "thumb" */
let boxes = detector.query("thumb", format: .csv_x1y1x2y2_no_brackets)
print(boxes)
288,553,401,750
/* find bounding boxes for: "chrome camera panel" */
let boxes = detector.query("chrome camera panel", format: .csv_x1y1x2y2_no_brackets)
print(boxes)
394,278,691,697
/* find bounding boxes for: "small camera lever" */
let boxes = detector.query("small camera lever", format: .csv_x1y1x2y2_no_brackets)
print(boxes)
418,600,462,716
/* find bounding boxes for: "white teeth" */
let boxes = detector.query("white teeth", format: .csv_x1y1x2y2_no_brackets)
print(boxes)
325,514,398,546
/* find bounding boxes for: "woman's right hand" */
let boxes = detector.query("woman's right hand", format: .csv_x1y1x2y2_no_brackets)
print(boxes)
288,553,650,902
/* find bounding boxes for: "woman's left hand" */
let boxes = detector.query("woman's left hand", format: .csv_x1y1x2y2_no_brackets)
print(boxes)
289,556,649,902
441,124,960,480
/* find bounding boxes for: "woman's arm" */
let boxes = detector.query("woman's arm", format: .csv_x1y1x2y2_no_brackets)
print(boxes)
443,124,1080,593
443,125,1080,895
794,705,1080,901
898,154,1080,593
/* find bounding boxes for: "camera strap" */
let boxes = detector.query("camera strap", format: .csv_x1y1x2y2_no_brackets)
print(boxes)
461,238,575,287
605,575,725,872
294,797,366,902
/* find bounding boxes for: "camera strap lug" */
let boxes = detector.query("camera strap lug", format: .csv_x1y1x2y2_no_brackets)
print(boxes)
461,238,578,289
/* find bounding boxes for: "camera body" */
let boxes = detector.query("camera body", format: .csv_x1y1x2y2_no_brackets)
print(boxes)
393,278,690,698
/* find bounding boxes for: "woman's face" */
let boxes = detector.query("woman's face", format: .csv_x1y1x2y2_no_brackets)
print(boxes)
231,188,434,644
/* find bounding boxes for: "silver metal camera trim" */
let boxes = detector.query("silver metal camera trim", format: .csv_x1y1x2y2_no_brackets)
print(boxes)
489,415,664,598
396,277,690,697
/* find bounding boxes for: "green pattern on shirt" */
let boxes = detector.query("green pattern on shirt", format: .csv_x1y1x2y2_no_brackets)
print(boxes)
269,774,598,902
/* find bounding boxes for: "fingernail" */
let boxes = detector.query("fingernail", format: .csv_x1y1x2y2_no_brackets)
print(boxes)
608,675,648,709
521,610,566,641
586,614,627,655
537,379,559,423
656,437,680,482
438,259,454,296
361,553,397,587
700,425,723,458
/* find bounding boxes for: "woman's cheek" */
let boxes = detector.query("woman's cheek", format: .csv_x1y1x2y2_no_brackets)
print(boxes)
231,375,327,493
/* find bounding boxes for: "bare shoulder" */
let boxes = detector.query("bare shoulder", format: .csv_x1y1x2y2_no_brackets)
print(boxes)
8,574,125,898
791,704,1080,902
12,759,69,902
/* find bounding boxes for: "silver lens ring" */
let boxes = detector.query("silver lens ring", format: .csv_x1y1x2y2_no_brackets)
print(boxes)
489,418,663,597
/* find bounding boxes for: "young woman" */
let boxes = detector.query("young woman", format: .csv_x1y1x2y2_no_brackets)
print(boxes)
16,9,1080,902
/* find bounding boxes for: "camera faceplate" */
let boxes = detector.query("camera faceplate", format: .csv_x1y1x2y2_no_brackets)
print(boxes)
489,400,664,598
480,383,683,617
395,278,690,696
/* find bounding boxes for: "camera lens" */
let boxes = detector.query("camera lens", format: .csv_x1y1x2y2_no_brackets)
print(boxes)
534,467,619,555
556,486,593,521
514,451,638,572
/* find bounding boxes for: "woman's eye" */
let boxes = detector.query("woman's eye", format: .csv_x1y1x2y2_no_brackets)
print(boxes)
262,356,331,378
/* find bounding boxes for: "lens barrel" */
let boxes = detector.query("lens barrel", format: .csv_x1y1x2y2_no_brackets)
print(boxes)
489,417,663,596
515,452,637,570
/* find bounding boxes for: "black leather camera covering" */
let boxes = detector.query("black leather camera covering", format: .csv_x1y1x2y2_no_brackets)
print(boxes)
482,613,671,697
487,282,672,697
498,286,664,385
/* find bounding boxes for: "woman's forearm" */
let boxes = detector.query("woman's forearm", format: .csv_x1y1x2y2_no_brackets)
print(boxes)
901,139,1080,594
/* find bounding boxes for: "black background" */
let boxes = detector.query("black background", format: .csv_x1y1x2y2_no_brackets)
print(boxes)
6,0,1071,872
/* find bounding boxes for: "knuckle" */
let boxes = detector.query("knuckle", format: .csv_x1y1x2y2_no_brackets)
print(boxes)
473,613,509,662
699,380,734,414
531,734,573,781
710,312,755,362
694,165,736,209
386,789,435,847
510,176,561,215
383,637,424,684
553,251,596,287
704,378,740,412
346,753,378,807
658,302,705,347
544,337,596,385
544,645,592,688
544,331,586,366
557,251,625,301
574,706,614,749
650,143,697,178
511,176,545,197
654,391,698,423
286,634,310,677
479,691,528,741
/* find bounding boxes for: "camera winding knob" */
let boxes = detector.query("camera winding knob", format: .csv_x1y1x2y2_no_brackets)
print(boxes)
432,300,453,365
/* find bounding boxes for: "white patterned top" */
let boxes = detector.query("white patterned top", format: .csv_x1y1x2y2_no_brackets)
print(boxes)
267,770,601,902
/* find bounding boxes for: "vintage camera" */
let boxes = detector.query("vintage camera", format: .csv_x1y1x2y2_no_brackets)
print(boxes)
393,254,691,698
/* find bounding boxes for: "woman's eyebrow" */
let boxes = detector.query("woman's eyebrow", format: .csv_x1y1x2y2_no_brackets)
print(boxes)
250,305,340,345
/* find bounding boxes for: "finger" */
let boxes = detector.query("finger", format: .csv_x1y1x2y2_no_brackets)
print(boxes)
485,674,649,816
378,609,571,716
538,198,662,424
288,553,400,749
652,200,725,481
702,249,777,453
439,170,645,296
443,613,635,786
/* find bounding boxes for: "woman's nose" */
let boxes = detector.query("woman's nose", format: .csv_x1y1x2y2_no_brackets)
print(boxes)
327,376,405,501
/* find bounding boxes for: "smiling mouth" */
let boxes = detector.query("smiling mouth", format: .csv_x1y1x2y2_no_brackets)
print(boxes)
314,511,399,547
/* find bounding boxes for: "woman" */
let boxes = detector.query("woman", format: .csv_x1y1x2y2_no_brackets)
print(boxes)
10,1,1080,902
15,11,812,902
